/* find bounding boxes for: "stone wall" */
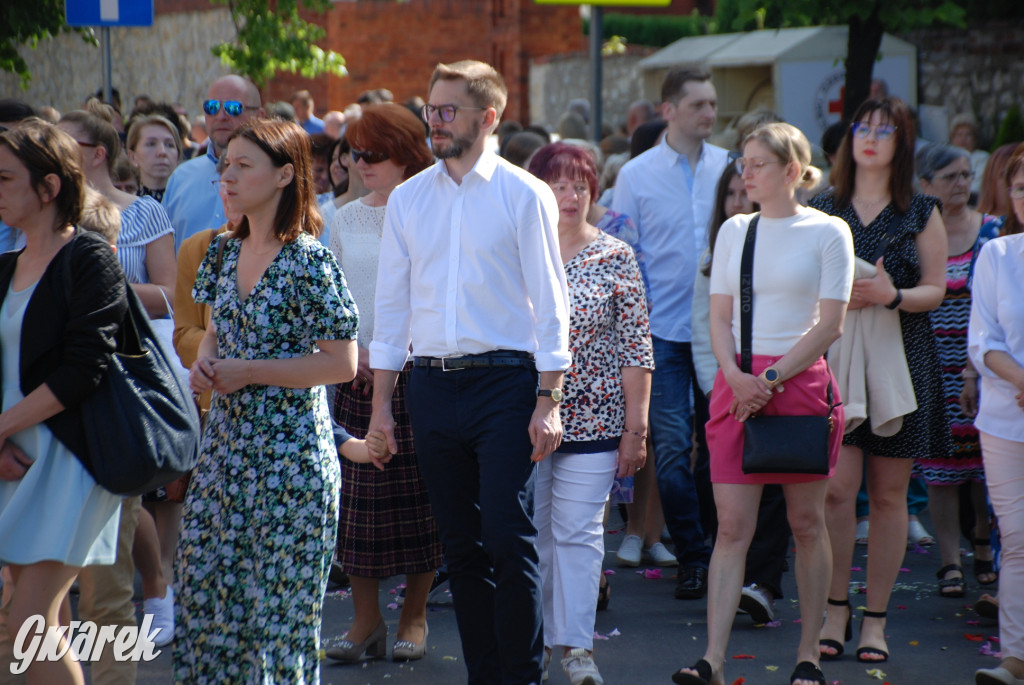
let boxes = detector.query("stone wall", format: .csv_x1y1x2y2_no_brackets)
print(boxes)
529,51,655,134
906,22,1024,147
0,8,236,119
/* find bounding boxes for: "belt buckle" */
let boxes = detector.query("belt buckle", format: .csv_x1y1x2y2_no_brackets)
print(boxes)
440,355,465,372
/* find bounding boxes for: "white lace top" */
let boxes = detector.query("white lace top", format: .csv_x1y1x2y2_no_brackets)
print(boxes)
329,198,385,348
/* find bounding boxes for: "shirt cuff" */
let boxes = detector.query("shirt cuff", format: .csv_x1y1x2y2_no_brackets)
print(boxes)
369,341,410,371
535,350,573,373
969,338,1009,378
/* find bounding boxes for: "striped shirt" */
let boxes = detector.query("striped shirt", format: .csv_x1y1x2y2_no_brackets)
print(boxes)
117,196,175,285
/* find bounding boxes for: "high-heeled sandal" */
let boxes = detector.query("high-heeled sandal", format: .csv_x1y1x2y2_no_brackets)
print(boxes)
973,538,999,585
790,661,826,685
325,618,387,663
818,597,852,660
597,573,611,611
671,658,714,685
856,610,889,663
937,563,966,598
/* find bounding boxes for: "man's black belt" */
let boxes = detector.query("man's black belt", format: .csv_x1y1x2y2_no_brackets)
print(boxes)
413,350,535,371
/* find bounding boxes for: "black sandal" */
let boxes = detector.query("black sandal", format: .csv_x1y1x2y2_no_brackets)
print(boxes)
597,573,610,611
672,658,714,685
973,538,999,585
791,661,826,685
937,563,966,598
819,597,852,660
856,610,889,663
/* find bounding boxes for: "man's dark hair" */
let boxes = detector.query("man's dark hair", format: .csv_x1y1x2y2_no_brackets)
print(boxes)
660,69,711,104
0,98,38,125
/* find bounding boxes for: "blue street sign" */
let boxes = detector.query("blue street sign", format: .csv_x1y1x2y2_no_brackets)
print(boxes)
65,0,154,27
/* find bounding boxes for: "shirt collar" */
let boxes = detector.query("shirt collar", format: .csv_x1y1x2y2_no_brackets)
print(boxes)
437,149,499,185
206,144,219,165
657,136,707,167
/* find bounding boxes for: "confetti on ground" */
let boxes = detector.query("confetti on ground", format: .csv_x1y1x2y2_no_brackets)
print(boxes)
386,602,399,610
765,664,779,672
909,641,919,646
866,667,887,679
851,566,863,571
899,567,911,573
979,640,1002,658
442,655,459,661
912,543,931,554
732,654,755,660
897,605,908,610
730,678,745,685
609,628,621,637
965,633,985,642
594,631,609,641
604,569,616,575
640,568,663,579
967,620,980,626
765,620,782,628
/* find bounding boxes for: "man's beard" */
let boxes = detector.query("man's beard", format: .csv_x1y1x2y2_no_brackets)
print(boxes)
432,121,479,160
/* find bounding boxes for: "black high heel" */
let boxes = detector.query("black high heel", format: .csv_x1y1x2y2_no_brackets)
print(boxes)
856,610,889,663
973,538,999,585
672,658,714,685
819,597,852,660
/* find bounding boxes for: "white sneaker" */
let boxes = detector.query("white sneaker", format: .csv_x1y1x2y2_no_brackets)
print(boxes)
561,648,604,685
143,586,175,647
642,542,678,567
616,534,643,567
738,583,774,624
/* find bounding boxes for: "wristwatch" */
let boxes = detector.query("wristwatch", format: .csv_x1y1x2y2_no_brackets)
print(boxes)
762,367,781,388
538,388,564,402
885,289,903,310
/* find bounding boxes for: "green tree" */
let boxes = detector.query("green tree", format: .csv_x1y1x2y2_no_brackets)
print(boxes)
734,0,966,120
1,0,96,89
993,104,1024,151
211,0,347,88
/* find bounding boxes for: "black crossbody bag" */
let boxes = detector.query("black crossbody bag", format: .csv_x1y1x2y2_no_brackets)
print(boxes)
739,214,837,475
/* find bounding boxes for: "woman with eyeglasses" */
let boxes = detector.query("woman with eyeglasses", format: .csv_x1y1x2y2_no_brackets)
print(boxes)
914,143,1002,598
810,97,948,665
673,123,853,685
323,104,441,664
969,144,1024,685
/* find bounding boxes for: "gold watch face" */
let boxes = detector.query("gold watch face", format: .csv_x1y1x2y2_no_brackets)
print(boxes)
550,388,564,402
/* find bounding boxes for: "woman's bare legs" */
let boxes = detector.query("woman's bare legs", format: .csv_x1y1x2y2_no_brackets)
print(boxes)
6,562,84,685
821,445,862,654
144,502,183,586
346,576,383,643
397,571,434,644
131,508,168,601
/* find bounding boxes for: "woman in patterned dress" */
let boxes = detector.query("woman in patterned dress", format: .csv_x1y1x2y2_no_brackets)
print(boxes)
915,143,1001,595
527,142,654,685
811,97,949,665
178,118,358,684
324,103,441,664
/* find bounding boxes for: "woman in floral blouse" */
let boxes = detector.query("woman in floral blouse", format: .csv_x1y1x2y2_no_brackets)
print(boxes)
528,143,654,685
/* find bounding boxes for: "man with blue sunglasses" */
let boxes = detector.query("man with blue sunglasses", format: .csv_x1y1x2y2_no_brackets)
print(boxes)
163,75,264,251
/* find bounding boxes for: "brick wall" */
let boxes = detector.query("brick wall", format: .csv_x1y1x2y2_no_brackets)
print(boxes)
262,0,583,125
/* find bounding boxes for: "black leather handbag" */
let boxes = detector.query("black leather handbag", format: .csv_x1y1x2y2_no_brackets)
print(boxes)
64,237,201,495
737,215,837,476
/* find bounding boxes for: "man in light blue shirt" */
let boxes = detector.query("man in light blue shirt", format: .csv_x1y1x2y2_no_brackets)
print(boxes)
612,69,729,599
163,75,264,251
291,90,325,135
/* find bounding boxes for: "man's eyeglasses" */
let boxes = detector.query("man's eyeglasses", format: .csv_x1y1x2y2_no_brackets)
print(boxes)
420,103,485,123
203,100,258,117
933,170,975,184
851,122,898,141
350,149,390,165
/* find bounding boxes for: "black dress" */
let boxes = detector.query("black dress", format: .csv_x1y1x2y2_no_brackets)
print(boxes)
808,192,951,460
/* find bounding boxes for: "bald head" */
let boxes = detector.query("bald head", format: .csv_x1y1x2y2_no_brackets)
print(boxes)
204,75,264,156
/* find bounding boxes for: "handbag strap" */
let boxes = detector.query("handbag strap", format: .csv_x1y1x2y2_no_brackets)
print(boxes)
213,232,228,277
869,207,907,265
738,214,837,415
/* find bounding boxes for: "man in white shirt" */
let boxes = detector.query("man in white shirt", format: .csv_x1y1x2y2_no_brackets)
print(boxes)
369,60,571,685
612,69,729,600
163,75,263,251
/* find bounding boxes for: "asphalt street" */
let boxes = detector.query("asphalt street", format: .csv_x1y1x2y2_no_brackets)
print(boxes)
127,508,999,685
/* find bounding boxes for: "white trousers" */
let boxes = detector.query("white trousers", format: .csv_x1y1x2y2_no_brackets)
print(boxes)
981,432,1024,660
534,449,617,651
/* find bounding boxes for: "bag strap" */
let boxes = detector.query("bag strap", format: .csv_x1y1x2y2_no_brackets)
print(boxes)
869,207,907,265
738,214,836,416
213,232,228,277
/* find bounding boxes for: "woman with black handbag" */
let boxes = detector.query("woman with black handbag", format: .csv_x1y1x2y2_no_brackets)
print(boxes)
810,98,948,666
0,119,128,683
179,118,359,683
673,123,853,685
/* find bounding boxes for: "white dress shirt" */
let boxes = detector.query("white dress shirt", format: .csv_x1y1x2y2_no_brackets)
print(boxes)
968,234,1024,441
612,137,729,342
370,151,572,373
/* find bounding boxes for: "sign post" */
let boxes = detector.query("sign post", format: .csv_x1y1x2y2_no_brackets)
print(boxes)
535,0,672,140
64,0,155,106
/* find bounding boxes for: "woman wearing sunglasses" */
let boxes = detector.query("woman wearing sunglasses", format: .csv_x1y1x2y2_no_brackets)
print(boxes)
324,104,441,664
810,97,948,665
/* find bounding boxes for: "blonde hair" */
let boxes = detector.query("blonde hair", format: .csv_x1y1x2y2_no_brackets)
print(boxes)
126,114,183,160
59,99,121,174
79,188,122,244
742,122,821,191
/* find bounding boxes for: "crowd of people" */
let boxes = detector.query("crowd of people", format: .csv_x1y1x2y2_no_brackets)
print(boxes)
0,56,1021,685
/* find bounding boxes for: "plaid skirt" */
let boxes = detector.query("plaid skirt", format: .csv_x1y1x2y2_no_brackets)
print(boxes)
335,369,442,577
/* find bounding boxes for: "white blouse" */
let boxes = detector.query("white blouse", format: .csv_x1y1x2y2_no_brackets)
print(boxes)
968,233,1024,441
329,198,385,348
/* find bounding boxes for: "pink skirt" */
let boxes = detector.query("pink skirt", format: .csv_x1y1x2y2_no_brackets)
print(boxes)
707,355,844,484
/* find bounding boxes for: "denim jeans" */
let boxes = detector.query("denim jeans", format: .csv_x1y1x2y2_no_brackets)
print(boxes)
406,365,543,685
649,336,711,568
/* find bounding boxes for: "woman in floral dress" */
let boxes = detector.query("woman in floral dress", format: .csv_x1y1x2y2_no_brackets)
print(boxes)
176,119,359,684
